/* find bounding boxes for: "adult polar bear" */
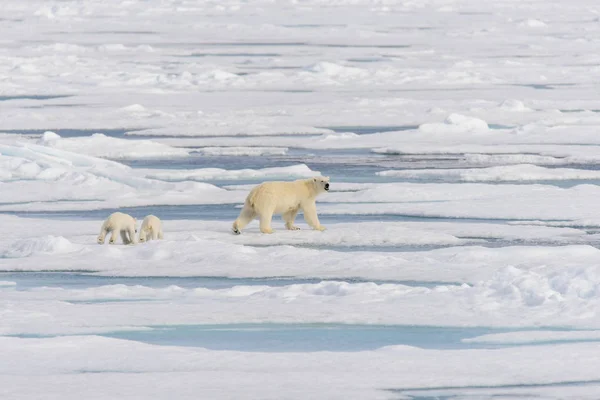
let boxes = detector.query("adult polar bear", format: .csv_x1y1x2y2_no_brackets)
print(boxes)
232,177,330,234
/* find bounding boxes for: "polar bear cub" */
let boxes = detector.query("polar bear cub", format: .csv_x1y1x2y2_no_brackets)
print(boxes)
232,176,330,234
139,215,164,242
97,212,138,245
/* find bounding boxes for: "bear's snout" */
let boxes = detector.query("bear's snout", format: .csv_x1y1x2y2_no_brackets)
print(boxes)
324,183,329,191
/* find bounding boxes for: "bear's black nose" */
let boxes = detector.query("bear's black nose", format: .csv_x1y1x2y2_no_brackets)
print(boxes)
324,183,329,190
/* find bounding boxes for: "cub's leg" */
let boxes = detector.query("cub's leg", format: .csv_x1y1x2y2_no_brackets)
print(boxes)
108,230,119,244
120,230,131,245
97,225,108,244
127,227,137,245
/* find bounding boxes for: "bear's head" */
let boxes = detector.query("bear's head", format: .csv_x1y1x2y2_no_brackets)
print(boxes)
312,176,330,194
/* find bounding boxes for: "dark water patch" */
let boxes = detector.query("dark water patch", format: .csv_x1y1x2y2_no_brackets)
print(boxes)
319,125,418,134
186,52,281,57
238,65,303,70
281,24,347,28
102,323,509,352
389,380,600,398
123,154,298,170
511,83,577,90
382,176,600,188
2,206,538,226
190,42,410,49
0,95,72,101
319,43,410,49
24,104,84,109
88,31,158,35
488,123,513,129
3,272,460,290
347,57,388,63
194,42,307,46
1,204,240,221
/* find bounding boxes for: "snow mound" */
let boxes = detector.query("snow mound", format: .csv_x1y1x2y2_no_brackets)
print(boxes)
37,132,189,160
304,62,368,79
419,114,489,134
520,19,547,28
474,265,600,307
143,164,319,181
499,99,532,112
2,236,82,258
0,142,233,211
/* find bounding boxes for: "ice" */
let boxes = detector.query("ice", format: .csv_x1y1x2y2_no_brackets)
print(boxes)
464,330,600,345
37,131,190,159
196,147,288,156
4,0,600,397
0,141,243,210
419,113,489,134
140,164,318,181
3,336,600,399
318,183,600,221
2,236,83,258
377,164,600,182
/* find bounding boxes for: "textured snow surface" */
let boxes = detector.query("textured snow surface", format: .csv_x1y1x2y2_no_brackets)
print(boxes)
3,0,600,398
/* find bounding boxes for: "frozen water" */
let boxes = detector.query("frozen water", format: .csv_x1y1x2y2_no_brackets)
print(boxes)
3,0,600,398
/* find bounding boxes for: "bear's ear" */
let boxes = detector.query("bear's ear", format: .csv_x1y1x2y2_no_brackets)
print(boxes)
313,177,317,182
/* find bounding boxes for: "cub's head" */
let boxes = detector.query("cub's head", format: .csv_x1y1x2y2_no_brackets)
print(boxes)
311,176,330,194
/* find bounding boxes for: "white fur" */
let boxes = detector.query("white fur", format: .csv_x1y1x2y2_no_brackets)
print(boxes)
139,215,164,242
232,176,330,234
97,212,138,245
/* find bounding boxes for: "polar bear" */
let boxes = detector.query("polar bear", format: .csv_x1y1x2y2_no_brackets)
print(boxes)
232,176,330,234
97,212,137,245
139,215,164,242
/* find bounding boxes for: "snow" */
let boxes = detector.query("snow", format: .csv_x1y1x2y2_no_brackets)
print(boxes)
0,142,239,210
377,164,600,182
3,335,600,399
37,131,190,159
419,113,489,134
141,164,318,181
2,235,83,258
3,0,600,397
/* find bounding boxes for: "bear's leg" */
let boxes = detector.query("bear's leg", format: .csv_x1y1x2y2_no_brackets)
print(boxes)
232,205,256,234
97,225,108,244
151,229,159,240
283,207,300,230
108,230,118,244
259,209,275,234
127,227,137,245
157,229,164,240
120,230,131,245
301,201,326,231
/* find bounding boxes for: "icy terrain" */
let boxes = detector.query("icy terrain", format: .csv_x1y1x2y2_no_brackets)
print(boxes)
2,0,600,399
